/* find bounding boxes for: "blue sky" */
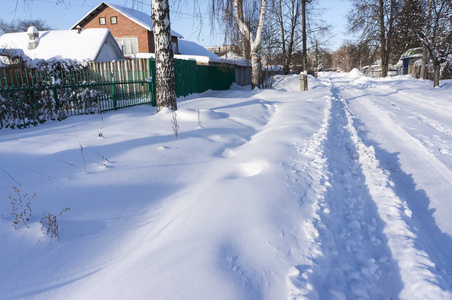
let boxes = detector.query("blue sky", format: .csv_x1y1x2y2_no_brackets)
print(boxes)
2,0,352,51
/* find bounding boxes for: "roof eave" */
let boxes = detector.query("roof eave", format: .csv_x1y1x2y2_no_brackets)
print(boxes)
70,2,108,29
71,2,184,39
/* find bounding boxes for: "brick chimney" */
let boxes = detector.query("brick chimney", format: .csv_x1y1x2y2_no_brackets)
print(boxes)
27,26,40,50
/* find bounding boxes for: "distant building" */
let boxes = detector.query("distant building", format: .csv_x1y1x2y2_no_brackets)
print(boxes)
71,2,183,57
205,45,239,56
398,48,423,75
0,27,124,62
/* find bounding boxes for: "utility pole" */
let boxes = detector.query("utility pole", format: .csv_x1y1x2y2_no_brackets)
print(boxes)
300,0,311,91
302,0,308,73
315,40,319,75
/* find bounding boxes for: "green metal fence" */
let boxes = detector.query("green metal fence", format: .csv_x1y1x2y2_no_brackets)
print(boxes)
0,58,235,129
174,59,235,97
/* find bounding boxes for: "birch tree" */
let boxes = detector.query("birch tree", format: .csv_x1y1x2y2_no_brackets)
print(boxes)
151,0,177,111
211,0,267,88
234,0,267,88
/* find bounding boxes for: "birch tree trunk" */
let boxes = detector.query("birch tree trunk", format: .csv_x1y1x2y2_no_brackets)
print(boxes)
234,0,267,89
151,0,177,111
237,1,251,61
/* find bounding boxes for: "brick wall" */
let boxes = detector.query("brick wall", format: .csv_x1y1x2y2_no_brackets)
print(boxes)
80,5,180,55
81,6,155,53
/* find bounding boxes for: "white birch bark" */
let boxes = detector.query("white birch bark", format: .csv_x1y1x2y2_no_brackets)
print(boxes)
233,0,267,89
151,0,177,111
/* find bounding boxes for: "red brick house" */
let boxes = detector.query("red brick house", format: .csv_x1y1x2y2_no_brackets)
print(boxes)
71,2,183,57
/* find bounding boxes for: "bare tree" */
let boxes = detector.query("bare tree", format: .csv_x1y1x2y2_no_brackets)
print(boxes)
391,0,423,65
332,41,378,72
150,0,177,111
412,0,452,87
210,0,252,60
333,43,357,72
348,0,399,77
0,19,52,34
211,0,267,89
234,0,267,88
302,0,312,73
268,0,302,74
268,0,326,74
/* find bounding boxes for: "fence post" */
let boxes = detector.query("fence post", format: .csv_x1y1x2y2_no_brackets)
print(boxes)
300,72,308,91
110,72,117,110
51,76,60,111
148,58,156,106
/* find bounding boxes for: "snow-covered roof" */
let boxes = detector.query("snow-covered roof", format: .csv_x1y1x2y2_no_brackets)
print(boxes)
0,28,123,62
401,47,423,59
178,40,219,58
131,39,252,67
71,2,183,39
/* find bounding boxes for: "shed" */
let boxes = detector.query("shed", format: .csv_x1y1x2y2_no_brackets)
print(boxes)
399,48,423,75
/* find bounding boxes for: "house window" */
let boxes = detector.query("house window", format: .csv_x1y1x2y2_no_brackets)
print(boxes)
172,41,178,54
116,37,139,56
99,17,106,25
110,16,117,24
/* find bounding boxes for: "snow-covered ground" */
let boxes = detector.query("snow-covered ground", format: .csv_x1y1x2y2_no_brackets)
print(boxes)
1,71,452,299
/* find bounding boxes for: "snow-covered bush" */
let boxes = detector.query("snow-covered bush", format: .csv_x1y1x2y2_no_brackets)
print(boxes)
0,58,102,129
412,59,452,81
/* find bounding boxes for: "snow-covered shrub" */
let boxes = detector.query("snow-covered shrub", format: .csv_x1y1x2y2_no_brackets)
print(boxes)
412,59,452,81
0,58,102,129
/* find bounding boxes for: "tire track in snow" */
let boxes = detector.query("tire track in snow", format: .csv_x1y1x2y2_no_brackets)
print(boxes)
343,90,452,290
364,90,452,159
335,85,452,299
288,92,399,299
288,77,452,299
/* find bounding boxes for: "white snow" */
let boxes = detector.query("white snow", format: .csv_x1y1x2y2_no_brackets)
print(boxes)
0,28,122,62
178,40,220,58
1,72,452,299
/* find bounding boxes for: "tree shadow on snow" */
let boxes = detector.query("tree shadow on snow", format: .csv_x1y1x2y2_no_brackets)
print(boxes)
351,116,452,291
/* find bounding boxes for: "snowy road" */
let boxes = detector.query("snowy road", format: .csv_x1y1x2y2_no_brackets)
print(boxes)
1,72,452,300
287,73,452,299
